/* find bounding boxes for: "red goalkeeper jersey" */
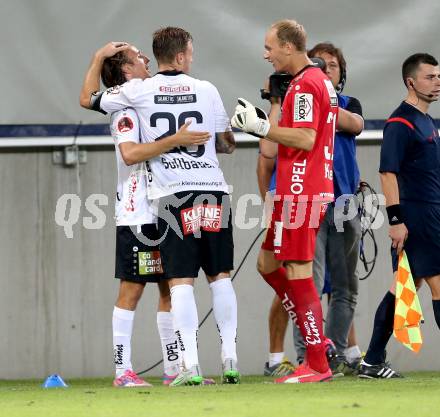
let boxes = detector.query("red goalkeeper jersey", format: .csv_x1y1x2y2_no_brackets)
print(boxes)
276,66,338,202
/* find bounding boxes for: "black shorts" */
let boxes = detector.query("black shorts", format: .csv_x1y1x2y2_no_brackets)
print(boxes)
115,224,164,284
391,201,440,279
157,191,234,279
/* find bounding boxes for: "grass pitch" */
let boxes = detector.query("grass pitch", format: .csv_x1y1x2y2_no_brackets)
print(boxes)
1,373,439,417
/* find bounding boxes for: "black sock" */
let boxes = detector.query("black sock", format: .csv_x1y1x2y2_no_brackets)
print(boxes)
433,300,440,330
364,291,395,365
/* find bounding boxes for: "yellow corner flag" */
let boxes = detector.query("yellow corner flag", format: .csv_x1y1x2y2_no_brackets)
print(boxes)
393,251,424,352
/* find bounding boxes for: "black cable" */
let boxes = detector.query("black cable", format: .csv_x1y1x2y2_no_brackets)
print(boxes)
359,228,378,281
137,228,266,375
72,121,83,147
356,181,379,280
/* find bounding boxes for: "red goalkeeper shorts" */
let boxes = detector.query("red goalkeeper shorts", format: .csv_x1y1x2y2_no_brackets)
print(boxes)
262,199,328,261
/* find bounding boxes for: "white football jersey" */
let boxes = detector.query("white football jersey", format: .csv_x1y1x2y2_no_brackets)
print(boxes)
100,72,231,199
110,108,156,226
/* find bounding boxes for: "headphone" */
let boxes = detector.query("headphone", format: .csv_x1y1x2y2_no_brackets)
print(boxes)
336,65,346,94
408,79,434,98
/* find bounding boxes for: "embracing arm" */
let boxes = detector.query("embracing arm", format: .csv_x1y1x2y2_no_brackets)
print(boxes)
215,131,236,154
120,139,181,165
119,121,210,165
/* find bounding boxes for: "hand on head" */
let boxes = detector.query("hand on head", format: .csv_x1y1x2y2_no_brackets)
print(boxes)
95,42,130,60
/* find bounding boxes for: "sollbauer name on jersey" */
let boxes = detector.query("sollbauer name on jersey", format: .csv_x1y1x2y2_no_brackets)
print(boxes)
161,157,214,170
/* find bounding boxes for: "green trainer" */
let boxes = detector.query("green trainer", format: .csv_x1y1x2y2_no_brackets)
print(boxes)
222,358,241,384
169,365,203,387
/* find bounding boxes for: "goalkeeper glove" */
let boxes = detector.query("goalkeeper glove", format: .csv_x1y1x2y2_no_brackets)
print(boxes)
231,98,270,138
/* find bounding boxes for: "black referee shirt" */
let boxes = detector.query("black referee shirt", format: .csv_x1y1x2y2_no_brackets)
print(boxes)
379,101,440,203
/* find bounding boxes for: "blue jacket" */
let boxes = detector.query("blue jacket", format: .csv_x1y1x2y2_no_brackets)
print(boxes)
268,94,361,198
333,94,361,198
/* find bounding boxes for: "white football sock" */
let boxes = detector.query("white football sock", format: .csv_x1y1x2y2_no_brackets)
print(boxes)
210,278,238,362
170,284,200,369
269,352,285,367
157,311,180,375
113,306,135,377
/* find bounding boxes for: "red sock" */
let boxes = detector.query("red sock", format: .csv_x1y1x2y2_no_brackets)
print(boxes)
261,268,297,323
285,277,328,373
260,267,287,300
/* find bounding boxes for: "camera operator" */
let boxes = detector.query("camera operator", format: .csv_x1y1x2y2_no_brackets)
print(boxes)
257,44,364,376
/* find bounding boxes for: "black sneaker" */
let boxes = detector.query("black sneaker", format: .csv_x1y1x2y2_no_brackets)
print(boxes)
358,360,403,379
328,355,352,377
347,356,363,376
324,338,350,377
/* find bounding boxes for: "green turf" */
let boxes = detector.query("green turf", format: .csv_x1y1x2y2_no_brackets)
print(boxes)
1,373,439,417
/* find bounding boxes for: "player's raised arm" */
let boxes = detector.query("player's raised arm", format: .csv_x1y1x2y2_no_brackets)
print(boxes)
79,42,129,109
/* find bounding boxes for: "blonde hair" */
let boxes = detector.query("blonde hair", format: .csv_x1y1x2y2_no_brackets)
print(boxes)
271,19,307,52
